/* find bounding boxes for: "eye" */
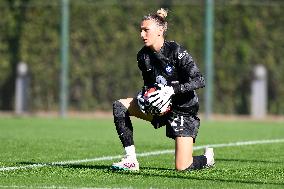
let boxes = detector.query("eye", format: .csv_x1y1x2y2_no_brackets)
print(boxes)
140,28,150,33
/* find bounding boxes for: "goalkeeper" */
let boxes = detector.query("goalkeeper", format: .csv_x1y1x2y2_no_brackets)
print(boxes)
112,8,214,171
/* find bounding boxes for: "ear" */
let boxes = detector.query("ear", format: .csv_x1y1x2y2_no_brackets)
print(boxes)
158,27,164,36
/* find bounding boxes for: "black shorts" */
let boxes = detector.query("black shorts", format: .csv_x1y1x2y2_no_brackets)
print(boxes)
151,112,200,142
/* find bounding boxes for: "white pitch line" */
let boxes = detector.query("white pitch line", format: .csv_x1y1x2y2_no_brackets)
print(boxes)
1,138,284,172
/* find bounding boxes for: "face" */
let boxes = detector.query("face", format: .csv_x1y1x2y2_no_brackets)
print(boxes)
140,19,164,48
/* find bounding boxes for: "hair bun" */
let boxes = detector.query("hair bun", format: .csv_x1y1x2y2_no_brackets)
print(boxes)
157,8,168,19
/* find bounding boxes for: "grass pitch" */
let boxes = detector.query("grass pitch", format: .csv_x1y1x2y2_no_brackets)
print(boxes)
0,116,284,188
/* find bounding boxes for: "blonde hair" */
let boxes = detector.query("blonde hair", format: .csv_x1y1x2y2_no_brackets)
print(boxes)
142,8,168,35
157,8,168,19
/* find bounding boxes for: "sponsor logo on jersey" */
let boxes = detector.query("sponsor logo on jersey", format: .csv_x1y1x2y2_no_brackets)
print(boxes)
156,75,167,85
178,50,188,59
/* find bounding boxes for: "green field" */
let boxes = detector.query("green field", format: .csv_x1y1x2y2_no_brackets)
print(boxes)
0,116,284,189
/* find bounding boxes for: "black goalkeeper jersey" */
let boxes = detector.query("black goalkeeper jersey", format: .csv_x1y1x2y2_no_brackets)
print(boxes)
137,40,205,115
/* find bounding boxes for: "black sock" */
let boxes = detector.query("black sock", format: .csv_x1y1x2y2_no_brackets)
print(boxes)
113,101,134,147
186,155,207,170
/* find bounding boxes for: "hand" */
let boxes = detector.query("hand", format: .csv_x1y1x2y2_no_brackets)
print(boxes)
148,84,174,112
148,85,174,105
137,90,146,113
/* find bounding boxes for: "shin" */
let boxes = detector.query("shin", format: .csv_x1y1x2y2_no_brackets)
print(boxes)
113,100,134,147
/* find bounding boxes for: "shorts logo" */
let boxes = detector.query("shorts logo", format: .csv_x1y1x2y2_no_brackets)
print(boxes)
165,65,173,74
171,116,184,132
178,50,187,59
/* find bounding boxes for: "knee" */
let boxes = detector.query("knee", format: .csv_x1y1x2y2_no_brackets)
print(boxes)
175,163,190,171
113,100,128,117
175,157,193,171
113,100,122,110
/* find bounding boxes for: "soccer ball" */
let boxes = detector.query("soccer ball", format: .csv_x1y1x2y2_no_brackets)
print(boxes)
143,87,156,103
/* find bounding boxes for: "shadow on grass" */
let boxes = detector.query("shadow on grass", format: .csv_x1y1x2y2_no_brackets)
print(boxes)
19,161,171,171
111,167,284,187
216,158,282,164
18,161,284,186
18,161,110,170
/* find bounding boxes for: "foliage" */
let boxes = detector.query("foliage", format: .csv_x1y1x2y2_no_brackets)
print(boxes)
0,0,283,114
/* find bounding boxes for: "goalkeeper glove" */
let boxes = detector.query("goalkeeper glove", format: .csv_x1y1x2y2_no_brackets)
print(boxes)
137,90,146,113
148,84,175,111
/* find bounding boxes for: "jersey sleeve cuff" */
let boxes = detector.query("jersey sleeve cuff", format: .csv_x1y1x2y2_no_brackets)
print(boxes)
171,83,182,94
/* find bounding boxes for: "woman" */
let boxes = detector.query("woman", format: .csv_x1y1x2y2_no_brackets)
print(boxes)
112,8,214,171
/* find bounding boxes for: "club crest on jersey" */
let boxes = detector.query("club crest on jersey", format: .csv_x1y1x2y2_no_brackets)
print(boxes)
165,65,173,74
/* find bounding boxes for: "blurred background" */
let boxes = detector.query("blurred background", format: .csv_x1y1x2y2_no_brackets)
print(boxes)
0,0,283,118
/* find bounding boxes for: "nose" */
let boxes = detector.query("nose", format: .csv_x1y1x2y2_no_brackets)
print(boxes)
141,30,145,38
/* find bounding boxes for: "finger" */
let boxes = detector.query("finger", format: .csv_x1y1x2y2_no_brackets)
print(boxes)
147,91,160,98
151,97,163,107
157,98,171,110
148,95,161,104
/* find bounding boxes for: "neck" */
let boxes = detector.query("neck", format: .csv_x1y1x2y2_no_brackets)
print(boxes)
150,39,165,52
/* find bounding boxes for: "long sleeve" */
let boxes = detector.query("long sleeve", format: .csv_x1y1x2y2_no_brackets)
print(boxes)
171,46,205,94
137,52,153,87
